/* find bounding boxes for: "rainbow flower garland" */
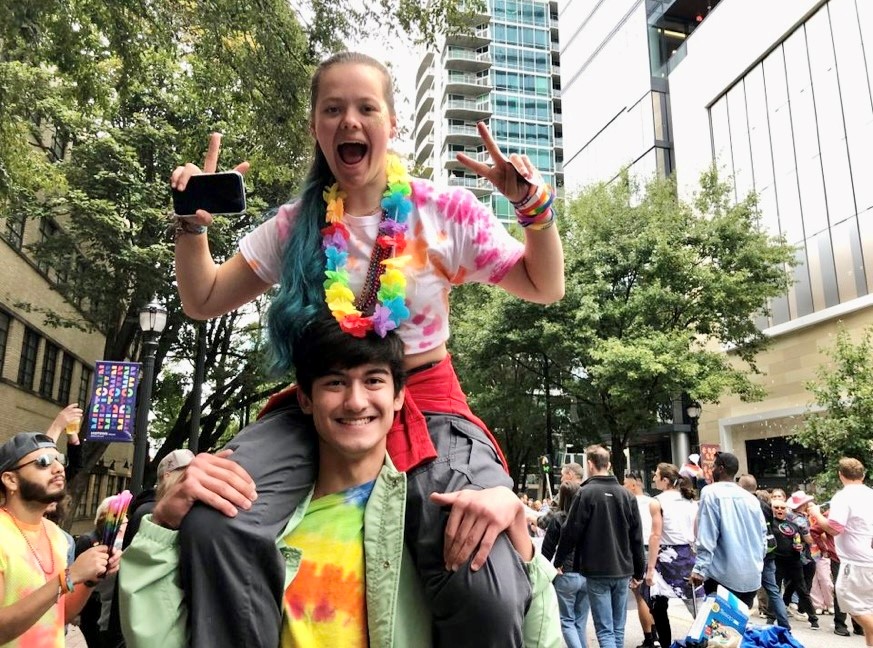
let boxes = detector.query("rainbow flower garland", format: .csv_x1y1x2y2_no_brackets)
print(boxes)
322,154,413,338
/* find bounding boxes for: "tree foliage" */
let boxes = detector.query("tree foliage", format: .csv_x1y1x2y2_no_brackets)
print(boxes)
451,170,795,478
794,328,873,493
1,0,479,504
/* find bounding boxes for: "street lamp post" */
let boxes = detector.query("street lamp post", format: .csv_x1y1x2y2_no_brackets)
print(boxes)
131,298,167,494
686,400,702,451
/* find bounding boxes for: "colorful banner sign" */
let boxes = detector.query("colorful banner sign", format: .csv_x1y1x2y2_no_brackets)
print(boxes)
87,361,141,442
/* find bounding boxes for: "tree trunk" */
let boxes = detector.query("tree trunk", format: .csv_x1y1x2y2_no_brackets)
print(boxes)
610,432,627,479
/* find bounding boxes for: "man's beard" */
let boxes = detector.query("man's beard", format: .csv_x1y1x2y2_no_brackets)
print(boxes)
18,475,66,504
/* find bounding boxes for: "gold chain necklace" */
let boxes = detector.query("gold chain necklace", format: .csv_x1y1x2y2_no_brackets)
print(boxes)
2,507,55,575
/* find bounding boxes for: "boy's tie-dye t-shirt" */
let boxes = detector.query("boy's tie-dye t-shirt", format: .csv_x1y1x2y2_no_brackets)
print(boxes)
281,481,376,648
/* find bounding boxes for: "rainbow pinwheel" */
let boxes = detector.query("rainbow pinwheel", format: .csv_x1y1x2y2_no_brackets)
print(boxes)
101,489,134,551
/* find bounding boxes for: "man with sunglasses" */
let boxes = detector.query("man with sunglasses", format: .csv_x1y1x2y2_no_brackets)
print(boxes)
0,432,120,646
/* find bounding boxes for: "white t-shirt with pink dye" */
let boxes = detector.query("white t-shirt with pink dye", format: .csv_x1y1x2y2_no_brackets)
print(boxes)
239,178,524,353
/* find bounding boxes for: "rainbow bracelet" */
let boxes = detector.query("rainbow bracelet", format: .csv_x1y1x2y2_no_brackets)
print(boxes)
514,183,556,230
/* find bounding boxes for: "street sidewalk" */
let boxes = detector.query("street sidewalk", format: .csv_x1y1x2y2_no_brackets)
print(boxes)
65,598,862,647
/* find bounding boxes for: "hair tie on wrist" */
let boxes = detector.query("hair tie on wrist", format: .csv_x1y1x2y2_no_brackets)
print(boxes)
169,214,208,240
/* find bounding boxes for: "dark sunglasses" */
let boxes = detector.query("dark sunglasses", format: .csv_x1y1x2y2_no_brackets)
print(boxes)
12,453,67,470
772,504,787,510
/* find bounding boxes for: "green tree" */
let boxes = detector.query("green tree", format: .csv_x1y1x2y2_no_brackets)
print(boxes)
1,0,482,512
451,170,795,477
794,328,873,493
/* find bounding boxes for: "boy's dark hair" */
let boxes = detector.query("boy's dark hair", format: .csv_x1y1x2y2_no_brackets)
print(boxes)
292,314,406,397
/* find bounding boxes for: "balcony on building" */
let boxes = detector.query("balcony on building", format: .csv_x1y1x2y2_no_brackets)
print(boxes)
550,0,560,41
443,46,492,73
445,70,492,96
442,147,487,171
416,132,434,161
415,116,434,148
448,173,491,197
445,23,492,49
443,95,492,121
444,121,483,146
416,68,434,106
416,52,435,86
416,91,434,124
554,136,563,153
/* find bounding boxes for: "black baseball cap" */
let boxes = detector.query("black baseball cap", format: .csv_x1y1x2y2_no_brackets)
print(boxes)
0,433,58,473
714,451,739,477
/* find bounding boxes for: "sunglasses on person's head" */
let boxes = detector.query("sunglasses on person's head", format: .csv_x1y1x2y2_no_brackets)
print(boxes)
11,453,67,470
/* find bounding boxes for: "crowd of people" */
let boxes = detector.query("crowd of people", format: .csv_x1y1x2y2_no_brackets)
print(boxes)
522,449,873,648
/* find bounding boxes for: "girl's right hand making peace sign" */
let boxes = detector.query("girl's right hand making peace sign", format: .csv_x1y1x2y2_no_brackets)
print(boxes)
455,122,543,204
170,133,250,227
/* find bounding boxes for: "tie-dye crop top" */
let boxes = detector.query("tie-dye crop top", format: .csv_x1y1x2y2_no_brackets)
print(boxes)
239,178,524,354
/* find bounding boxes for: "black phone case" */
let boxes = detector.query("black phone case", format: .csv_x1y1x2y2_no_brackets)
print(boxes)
172,172,246,216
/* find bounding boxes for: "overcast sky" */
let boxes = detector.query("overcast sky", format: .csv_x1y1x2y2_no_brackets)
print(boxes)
350,35,420,155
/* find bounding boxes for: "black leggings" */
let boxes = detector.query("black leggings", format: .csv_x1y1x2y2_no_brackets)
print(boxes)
178,403,530,647
651,596,673,647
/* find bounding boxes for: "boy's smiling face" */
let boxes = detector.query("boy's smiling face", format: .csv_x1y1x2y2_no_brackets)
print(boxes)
298,363,404,461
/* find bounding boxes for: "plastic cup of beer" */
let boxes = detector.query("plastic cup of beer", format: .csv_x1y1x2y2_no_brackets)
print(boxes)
65,418,81,435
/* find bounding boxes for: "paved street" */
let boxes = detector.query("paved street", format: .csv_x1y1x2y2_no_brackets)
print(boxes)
65,597,864,646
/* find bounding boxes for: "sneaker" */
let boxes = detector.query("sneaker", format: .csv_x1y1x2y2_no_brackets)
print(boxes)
827,607,836,615
811,619,821,630
758,610,768,618
815,608,823,615
834,627,851,637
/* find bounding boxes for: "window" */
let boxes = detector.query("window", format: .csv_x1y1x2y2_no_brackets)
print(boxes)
58,353,74,404
39,341,58,398
17,328,40,390
78,366,92,407
746,436,825,491
5,214,25,249
0,311,9,377
37,219,59,275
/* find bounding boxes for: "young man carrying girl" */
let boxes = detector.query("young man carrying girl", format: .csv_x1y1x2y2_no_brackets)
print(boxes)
169,51,564,646
119,316,561,647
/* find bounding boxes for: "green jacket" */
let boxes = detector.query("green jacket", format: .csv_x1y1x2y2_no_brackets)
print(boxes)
119,458,561,647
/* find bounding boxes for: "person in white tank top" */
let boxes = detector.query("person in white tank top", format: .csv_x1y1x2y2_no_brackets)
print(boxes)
646,463,700,647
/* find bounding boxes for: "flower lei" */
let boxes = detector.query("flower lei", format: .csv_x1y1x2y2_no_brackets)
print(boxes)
321,154,413,338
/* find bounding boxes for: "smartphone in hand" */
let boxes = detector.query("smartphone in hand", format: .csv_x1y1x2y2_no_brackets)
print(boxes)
172,171,246,216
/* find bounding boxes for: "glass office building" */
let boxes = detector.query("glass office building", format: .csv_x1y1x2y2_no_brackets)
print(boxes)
560,0,873,490
413,0,563,225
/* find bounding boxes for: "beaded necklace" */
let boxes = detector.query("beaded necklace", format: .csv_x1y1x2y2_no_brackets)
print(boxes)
321,153,413,338
2,507,56,575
